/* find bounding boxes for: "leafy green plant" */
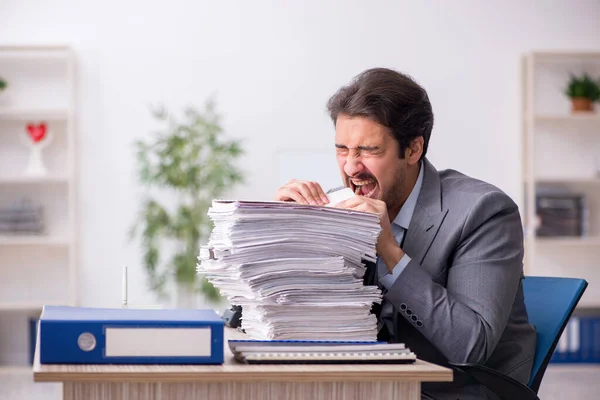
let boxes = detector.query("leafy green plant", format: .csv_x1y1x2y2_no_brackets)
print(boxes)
564,73,600,101
130,99,245,303
0,76,7,91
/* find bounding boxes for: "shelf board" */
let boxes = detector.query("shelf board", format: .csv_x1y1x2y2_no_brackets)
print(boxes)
535,237,600,246
535,113,600,123
0,108,69,121
0,235,70,246
0,45,71,60
531,51,600,60
0,301,68,311
0,175,69,184
0,366,32,375
533,177,600,184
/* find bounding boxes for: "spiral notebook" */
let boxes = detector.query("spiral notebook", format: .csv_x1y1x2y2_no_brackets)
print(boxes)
229,340,416,364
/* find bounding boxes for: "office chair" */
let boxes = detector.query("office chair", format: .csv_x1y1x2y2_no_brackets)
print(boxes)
450,276,588,400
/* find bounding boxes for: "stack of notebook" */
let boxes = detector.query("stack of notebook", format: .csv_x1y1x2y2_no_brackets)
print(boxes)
228,339,416,364
197,189,383,341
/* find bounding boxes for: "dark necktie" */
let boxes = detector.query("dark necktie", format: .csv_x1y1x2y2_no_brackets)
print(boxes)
376,227,407,342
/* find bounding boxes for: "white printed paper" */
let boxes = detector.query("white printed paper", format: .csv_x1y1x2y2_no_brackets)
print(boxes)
325,187,355,207
197,199,383,341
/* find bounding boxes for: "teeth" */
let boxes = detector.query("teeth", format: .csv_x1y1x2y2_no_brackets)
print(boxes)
352,179,376,196
352,179,375,186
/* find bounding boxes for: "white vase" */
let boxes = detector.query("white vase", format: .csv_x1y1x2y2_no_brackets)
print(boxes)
24,145,48,176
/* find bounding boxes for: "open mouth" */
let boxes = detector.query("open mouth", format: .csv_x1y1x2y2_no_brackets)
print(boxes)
350,178,378,198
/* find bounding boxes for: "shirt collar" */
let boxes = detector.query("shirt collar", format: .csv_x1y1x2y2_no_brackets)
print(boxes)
392,161,424,230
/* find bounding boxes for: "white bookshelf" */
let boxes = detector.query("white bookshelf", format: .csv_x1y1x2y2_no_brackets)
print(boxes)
523,51,600,309
0,45,77,370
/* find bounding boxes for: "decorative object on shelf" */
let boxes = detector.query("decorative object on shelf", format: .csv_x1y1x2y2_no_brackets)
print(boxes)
564,73,600,113
0,76,7,105
0,197,45,234
21,121,53,176
130,98,245,305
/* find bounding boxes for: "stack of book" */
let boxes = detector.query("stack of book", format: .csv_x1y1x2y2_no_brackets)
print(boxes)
197,194,383,341
535,193,588,237
0,197,44,234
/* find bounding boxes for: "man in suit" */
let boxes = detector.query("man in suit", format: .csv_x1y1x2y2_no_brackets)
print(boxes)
274,68,537,399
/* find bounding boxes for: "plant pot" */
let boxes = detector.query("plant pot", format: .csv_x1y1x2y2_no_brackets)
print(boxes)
571,97,594,112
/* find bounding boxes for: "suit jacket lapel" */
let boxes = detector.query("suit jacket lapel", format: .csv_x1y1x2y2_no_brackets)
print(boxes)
404,205,448,264
403,158,449,264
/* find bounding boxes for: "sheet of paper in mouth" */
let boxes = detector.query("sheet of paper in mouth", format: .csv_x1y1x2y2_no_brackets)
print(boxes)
325,187,355,207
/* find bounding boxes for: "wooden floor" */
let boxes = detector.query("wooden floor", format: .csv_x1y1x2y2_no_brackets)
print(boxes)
2,364,599,400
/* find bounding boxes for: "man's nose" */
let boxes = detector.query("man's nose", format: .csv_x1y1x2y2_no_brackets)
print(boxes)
343,156,365,177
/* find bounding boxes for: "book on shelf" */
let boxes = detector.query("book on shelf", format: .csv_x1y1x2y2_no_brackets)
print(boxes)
0,197,44,234
535,193,588,237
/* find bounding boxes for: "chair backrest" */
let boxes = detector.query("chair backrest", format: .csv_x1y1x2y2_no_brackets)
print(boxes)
522,276,588,393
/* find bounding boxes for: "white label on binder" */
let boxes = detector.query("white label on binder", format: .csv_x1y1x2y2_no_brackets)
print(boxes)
105,327,212,357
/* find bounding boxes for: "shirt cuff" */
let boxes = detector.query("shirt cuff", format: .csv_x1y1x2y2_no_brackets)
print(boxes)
379,253,412,290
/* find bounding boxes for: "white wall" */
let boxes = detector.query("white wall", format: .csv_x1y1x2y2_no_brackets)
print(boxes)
1,0,599,308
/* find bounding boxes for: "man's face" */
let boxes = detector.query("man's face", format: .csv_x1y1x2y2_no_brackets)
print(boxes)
334,114,409,213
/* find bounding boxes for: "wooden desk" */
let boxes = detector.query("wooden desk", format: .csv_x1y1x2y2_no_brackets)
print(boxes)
33,328,453,400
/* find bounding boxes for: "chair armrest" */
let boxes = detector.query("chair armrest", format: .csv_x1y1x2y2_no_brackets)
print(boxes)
448,362,539,400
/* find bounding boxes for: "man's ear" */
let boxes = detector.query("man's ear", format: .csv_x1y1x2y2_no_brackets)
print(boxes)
405,137,424,165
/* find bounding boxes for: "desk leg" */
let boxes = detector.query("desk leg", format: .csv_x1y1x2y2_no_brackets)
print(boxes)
63,381,421,400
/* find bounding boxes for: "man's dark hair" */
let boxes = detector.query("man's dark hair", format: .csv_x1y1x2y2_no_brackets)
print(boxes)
326,68,433,160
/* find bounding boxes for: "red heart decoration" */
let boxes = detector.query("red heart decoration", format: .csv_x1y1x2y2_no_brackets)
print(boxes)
26,123,47,143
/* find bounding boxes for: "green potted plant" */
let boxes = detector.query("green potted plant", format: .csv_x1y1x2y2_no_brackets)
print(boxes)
564,73,600,112
130,98,245,306
0,76,7,93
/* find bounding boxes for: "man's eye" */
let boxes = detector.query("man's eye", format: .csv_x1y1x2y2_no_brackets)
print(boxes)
336,148,349,155
363,149,380,156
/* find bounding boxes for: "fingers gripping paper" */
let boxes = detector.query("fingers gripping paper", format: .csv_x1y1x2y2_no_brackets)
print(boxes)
197,199,382,341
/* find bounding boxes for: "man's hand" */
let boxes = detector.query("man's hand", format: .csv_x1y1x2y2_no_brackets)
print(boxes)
336,196,405,272
275,179,329,206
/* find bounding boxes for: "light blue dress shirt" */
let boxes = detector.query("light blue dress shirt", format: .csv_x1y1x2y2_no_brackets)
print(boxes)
377,161,424,288
377,162,424,334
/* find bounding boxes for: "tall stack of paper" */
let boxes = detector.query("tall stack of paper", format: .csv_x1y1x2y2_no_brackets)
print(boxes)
197,199,383,341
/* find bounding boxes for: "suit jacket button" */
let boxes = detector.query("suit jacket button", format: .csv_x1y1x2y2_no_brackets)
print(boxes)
406,309,413,316
416,320,423,328
411,315,418,322
400,303,407,311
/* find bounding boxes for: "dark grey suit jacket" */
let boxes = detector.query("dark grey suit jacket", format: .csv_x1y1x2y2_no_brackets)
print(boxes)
359,158,537,400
